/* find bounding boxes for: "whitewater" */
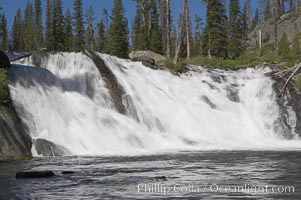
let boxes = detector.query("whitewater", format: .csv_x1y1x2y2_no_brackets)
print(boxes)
8,52,301,156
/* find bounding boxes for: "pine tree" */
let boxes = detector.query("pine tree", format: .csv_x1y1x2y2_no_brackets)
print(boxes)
160,0,171,57
202,0,228,59
149,2,162,53
0,14,8,50
228,0,243,59
64,9,73,51
85,6,96,51
34,0,43,49
133,0,150,50
279,33,289,55
45,0,53,50
132,8,143,50
96,19,106,52
53,0,64,51
250,8,259,32
264,0,271,21
192,15,203,56
12,9,24,50
73,0,85,52
24,2,35,51
108,0,129,58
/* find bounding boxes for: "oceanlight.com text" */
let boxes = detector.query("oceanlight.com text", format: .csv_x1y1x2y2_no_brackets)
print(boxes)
137,183,295,195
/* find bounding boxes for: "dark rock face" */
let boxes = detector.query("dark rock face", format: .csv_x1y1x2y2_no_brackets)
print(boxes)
31,50,50,67
33,138,69,156
0,51,10,69
84,50,126,114
129,50,167,69
0,104,32,161
16,171,55,178
272,78,301,137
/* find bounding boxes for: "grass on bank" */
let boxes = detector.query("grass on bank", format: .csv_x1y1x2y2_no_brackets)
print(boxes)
165,45,301,72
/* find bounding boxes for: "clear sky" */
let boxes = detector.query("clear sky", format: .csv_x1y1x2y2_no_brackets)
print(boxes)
0,0,259,31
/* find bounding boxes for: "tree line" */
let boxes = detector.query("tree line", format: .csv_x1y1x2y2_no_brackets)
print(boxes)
0,0,298,62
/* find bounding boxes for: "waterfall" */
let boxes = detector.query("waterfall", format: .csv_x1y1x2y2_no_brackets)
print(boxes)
8,52,301,156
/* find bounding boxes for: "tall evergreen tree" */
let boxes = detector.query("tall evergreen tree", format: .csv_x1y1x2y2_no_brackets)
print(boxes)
264,0,271,21
228,0,243,59
202,0,228,59
34,0,43,49
64,9,73,51
12,9,24,50
96,19,106,52
85,6,95,51
160,0,172,57
192,15,203,56
0,14,8,50
45,0,53,50
149,2,162,53
279,32,289,55
24,2,34,51
132,8,143,50
73,0,85,52
250,8,259,32
108,0,129,58
53,0,64,51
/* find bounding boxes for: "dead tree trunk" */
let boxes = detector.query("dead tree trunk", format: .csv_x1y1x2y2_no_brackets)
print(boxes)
185,0,190,62
166,0,171,57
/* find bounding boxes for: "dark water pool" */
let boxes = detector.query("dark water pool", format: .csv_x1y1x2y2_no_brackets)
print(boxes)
1,151,301,199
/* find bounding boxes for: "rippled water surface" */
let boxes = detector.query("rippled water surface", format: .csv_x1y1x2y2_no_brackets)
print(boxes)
1,151,301,199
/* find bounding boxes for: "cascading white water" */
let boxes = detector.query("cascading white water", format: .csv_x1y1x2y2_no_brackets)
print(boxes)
9,52,301,156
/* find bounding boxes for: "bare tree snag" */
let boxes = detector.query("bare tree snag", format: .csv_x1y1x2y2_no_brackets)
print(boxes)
166,0,171,57
270,63,301,97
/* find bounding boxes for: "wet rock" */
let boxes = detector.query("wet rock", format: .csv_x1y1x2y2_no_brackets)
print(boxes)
16,171,55,179
129,50,166,69
31,50,50,67
0,104,32,161
226,86,240,102
0,51,10,69
201,95,217,109
62,171,75,175
271,75,301,137
33,138,69,156
84,49,126,114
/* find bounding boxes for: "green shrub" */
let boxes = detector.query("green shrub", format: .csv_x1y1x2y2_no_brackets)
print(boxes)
0,68,10,104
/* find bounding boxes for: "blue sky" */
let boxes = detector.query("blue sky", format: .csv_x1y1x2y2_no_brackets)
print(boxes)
0,0,260,31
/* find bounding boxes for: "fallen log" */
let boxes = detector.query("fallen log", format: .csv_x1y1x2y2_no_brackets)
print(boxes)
270,63,301,97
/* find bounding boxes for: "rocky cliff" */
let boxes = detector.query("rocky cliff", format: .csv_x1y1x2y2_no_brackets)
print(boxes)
0,51,32,161
249,12,301,48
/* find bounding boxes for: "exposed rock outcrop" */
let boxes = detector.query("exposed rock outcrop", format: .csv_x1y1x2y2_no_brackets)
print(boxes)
272,76,301,137
84,49,126,114
249,12,301,48
0,51,10,69
0,51,32,161
0,104,32,161
33,138,69,156
129,50,167,69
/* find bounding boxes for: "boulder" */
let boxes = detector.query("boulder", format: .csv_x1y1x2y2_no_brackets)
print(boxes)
62,171,75,175
33,138,69,156
16,171,55,179
0,51,10,69
129,50,166,69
